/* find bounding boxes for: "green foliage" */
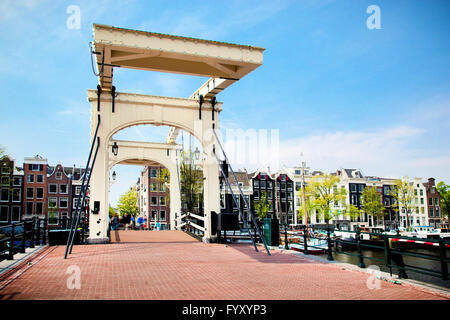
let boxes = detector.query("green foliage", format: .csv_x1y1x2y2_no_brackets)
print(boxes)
180,149,203,213
305,173,347,223
297,187,316,223
117,188,139,217
343,204,361,220
437,181,450,220
389,177,417,231
109,206,117,218
361,186,384,221
254,191,270,220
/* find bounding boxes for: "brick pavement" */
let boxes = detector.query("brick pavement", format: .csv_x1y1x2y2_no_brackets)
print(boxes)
0,230,448,300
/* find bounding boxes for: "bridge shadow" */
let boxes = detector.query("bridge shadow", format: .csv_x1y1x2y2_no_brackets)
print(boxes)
225,243,325,265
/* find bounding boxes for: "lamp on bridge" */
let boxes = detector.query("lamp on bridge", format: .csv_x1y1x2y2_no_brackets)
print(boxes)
194,147,200,161
112,171,116,181
112,142,119,156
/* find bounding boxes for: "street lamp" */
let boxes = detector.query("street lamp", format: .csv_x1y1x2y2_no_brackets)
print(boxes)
112,171,116,181
194,147,200,161
112,142,119,156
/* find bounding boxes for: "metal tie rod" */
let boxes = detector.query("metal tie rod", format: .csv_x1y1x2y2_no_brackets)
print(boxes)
67,136,100,257
215,153,259,253
212,127,271,256
64,115,101,259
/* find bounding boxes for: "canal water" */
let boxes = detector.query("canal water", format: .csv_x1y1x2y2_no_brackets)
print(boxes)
318,245,450,288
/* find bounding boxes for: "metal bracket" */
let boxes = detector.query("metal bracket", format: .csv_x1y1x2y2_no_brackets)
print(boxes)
211,96,216,121
199,94,203,120
111,86,116,113
97,85,102,111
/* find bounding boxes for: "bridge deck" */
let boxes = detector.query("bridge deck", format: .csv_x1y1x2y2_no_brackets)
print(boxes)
0,231,447,300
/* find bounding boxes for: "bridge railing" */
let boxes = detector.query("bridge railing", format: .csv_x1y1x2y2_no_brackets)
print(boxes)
281,225,449,281
0,217,48,261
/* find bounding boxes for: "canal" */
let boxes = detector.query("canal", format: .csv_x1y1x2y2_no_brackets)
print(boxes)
318,245,450,288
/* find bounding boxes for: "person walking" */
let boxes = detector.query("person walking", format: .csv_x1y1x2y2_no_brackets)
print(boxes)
137,216,144,230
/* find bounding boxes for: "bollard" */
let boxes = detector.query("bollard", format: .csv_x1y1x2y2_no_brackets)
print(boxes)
30,217,36,248
439,238,449,281
384,235,392,276
327,227,334,261
7,223,15,260
303,225,308,255
42,219,47,245
284,224,289,250
356,226,366,268
20,223,26,253
36,218,41,245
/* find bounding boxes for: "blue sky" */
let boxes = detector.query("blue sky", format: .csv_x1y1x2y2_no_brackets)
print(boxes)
1,0,449,206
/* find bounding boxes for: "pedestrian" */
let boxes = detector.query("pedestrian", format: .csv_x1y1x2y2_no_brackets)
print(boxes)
137,216,144,230
131,215,135,230
111,214,118,231
156,221,160,231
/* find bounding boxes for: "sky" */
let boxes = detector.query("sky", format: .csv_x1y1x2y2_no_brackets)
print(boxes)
0,0,449,206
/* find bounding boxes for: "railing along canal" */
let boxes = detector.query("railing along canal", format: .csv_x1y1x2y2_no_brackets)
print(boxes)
280,225,449,281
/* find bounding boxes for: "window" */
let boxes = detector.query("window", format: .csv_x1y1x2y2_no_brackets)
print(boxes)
36,188,43,199
36,174,44,183
430,207,434,217
13,177,22,186
435,198,439,206
49,197,57,208
351,195,358,205
26,202,33,215
254,190,259,199
48,211,59,225
436,207,440,217
429,198,433,206
414,189,418,196
27,174,34,183
384,198,390,206
160,197,166,206
281,175,286,182
151,210,158,220
260,174,266,180
26,187,34,199
75,186,81,195
253,180,259,188
56,172,62,180
358,185,364,192
268,181,273,189
12,206,20,222
1,166,10,174
151,169,157,178
281,182,286,189
261,181,266,189
383,186,389,195
59,198,68,208
60,184,68,194
160,210,166,220
61,212,68,221
36,202,43,215
49,184,57,194
267,191,273,200
420,198,424,205
1,188,9,202
151,183,157,192
420,190,423,196
31,164,42,171
295,170,301,175
0,206,8,222
151,197,157,205
1,176,10,186
351,184,357,192
12,188,21,202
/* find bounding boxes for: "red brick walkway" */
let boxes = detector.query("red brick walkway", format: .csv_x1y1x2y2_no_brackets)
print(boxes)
0,230,448,300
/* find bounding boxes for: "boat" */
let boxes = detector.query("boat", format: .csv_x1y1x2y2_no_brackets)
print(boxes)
334,225,357,250
359,227,384,247
437,223,450,239
286,238,328,254
408,226,441,240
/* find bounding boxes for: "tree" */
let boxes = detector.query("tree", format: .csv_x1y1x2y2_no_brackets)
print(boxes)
389,177,417,231
437,181,450,221
297,186,316,224
361,186,384,225
109,206,117,218
343,204,361,221
180,149,203,213
254,191,270,220
117,188,139,217
305,173,347,223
